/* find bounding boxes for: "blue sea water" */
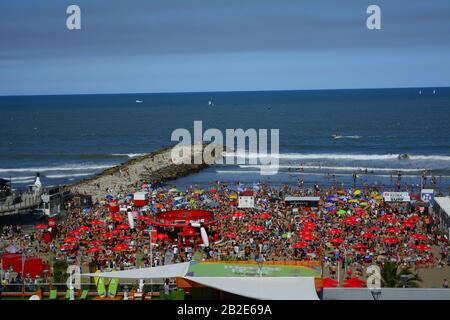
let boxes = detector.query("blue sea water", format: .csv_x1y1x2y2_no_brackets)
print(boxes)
0,88,449,191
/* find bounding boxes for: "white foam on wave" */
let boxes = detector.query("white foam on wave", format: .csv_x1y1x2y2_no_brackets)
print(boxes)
0,164,112,173
224,152,450,161
45,172,95,179
239,165,428,173
111,153,146,158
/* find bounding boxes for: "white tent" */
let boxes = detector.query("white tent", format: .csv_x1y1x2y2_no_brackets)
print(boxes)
81,262,319,300
82,262,190,279
185,276,319,300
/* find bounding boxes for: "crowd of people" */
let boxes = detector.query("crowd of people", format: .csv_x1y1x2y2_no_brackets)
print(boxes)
1,180,449,287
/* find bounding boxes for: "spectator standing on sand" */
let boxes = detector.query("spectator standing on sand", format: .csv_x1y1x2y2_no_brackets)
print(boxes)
443,279,449,288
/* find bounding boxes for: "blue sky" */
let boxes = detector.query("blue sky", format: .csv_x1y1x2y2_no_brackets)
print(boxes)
0,0,449,95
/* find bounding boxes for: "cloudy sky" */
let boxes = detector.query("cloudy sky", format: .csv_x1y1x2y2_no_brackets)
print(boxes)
0,0,449,95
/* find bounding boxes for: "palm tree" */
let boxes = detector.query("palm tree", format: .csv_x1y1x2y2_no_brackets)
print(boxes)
380,261,422,288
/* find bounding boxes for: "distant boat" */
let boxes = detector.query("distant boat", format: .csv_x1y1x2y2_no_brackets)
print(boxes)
136,100,143,104
419,90,422,95
208,100,214,107
433,90,436,95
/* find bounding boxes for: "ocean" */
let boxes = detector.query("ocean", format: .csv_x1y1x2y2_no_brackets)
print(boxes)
1,88,449,192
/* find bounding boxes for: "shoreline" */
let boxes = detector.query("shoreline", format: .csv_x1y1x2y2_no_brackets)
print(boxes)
65,144,224,201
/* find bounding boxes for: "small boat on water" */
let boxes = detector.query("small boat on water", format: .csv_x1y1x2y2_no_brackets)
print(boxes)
135,100,143,104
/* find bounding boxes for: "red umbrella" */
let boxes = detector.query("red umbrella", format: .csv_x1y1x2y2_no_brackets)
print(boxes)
135,215,149,221
368,227,380,232
77,226,90,232
89,240,103,246
119,235,133,240
292,241,308,249
90,220,104,226
343,217,357,225
328,228,342,235
68,230,81,236
361,233,376,239
411,234,427,241
251,214,261,219
60,244,76,251
87,246,101,253
111,216,124,222
35,224,47,229
413,244,431,251
232,212,245,219
64,236,78,243
352,243,367,250
116,223,129,230
323,278,339,288
383,237,399,244
303,222,315,230
223,233,237,238
342,281,364,288
112,229,121,235
259,212,271,219
112,243,129,251
330,238,344,244
301,234,315,241
385,227,401,233
100,232,114,238
92,227,104,233
157,233,169,240
247,225,265,232
402,221,414,228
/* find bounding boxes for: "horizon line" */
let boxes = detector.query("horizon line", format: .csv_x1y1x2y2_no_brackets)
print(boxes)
0,85,449,98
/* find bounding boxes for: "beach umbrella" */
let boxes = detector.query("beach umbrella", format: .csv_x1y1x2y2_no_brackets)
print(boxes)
112,229,122,235
413,244,431,251
89,240,103,246
136,215,149,221
87,246,101,253
353,190,361,196
383,237,399,244
100,232,114,239
361,233,376,239
352,243,367,250
223,233,237,238
411,234,427,241
35,224,47,229
301,234,315,241
330,238,344,244
343,217,357,225
90,220,104,226
209,189,217,193
328,228,342,235
337,209,346,216
292,241,308,249
323,278,339,288
247,225,265,232
169,188,180,193
68,230,81,236
77,226,90,232
402,221,414,228
232,212,245,219
303,222,315,230
112,243,129,252
116,223,129,230
385,227,400,233
157,234,169,240
368,227,380,232
259,212,271,219
119,235,133,240
92,227,104,233
60,244,76,251
64,237,78,243
325,196,334,202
